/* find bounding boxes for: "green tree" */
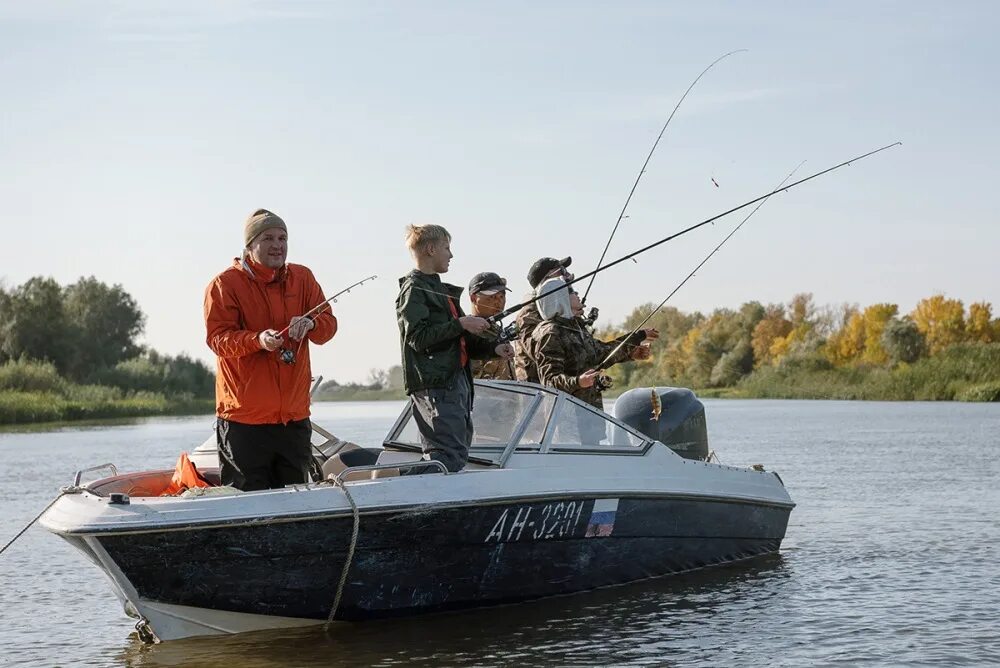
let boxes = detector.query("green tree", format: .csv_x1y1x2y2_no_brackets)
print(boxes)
710,338,753,386
882,316,927,365
0,277,73,370
63,277,145,380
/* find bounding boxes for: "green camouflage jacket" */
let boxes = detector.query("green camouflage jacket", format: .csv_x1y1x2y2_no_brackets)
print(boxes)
532,317,640,409
513,300,543,382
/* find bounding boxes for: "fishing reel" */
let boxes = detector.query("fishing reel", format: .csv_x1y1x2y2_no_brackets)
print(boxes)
582,307,600,328
278,347,296,365
497,321,519,343
595,374,614,392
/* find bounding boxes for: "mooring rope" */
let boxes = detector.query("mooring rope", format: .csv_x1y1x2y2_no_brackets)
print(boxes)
0,488,78,558
324,477,361,632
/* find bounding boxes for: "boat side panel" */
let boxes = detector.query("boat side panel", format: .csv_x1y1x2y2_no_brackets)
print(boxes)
97,496,790,621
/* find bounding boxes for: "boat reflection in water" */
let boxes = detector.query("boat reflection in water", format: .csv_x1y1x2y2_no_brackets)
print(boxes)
39,381,794,643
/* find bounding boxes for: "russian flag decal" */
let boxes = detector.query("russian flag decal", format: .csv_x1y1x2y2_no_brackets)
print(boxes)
585,498,619,537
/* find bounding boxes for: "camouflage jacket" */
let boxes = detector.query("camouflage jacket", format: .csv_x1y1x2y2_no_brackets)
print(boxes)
513,300,543,382
531,316,640,409
471,356,515,381
467,322,515,380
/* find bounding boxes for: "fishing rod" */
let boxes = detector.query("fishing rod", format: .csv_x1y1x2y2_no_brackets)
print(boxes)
594,160,807,372
275,274,377,365
277,274,378,338
580,49,747,307
487,141,902,326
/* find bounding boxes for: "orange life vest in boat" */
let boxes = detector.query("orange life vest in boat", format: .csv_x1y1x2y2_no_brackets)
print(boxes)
160,452,212,496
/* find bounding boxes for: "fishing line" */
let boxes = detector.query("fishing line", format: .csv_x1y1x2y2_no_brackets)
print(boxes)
581,49,748,305
488,141,902,326
595,159,808,371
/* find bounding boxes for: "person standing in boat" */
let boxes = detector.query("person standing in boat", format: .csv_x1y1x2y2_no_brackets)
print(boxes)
467,271,515,381
532,276,656,411
396,224,514,472
514,256,574,383
204,208,338,491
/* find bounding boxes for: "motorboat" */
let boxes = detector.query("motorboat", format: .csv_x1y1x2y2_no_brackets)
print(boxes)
38,381,794,642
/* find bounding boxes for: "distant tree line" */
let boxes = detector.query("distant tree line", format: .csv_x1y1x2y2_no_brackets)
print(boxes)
602,293,1000,392
314,366,405,401
0,276,213,397
306,293,1000,403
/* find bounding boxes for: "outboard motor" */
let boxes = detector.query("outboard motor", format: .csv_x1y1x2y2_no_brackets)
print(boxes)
613,387,708,460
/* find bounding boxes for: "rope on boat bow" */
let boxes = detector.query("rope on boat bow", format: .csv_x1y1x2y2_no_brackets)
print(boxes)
0,486,81,558
325,476,361,632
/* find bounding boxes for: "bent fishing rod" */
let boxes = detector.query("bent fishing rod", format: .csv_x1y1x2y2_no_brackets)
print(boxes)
276,274,378,338
487,141,902,326
580,49,747,306
594,160,807,371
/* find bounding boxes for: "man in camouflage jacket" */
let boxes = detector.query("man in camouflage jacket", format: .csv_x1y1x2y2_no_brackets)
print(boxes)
515,256,574,383
532,278,657,410
467,271,516,381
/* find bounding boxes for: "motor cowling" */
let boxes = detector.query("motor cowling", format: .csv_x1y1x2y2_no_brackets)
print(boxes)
613,387,708,460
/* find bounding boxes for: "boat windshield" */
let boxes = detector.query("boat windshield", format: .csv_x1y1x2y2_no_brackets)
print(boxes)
384,381,652,465
388,383,544,464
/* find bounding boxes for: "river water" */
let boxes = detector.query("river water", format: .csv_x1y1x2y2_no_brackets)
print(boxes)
1,399,998,667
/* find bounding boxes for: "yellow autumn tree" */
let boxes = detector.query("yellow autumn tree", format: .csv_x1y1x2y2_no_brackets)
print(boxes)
751,306,792,367
768,293,816,364
861,303,899,365
911,295,966,354
966,302,996,343
825,308,865,366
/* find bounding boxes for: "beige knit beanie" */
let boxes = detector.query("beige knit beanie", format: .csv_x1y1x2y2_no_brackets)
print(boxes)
244,208,288,247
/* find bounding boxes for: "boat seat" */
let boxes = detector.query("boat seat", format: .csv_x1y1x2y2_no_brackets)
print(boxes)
321,445,379,481
370,449,428,478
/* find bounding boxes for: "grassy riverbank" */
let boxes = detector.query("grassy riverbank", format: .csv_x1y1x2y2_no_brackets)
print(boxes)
731,343,1000,401
0,390,215,425
314,345,1000,404
0,359,214,425
608,343,1000,402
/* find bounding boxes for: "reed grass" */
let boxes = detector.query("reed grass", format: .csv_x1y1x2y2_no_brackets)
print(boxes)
0,359,215,425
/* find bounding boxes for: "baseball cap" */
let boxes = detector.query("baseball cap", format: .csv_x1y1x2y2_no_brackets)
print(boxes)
527,256,572,288
468,271,511,295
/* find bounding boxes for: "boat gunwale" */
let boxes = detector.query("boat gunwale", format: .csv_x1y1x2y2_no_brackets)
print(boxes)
43,487,795,537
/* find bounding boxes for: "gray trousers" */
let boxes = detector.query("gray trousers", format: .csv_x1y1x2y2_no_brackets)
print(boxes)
410,369,474,472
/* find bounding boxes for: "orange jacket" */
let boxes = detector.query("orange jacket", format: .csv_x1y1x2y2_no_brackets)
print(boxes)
204,257,337,424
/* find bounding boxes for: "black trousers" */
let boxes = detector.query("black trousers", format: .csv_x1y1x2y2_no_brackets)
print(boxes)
216,418,313,491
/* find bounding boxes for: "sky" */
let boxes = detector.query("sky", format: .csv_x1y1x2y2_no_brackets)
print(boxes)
2,1,998,383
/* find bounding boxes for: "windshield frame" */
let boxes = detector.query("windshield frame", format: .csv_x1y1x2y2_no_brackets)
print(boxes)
382,380,655,467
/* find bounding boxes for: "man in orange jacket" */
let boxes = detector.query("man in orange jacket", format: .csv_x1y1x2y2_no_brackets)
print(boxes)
204,209,338,491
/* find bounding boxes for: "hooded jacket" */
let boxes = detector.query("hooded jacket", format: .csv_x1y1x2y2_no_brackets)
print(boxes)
204,257,337,424
530,278,645,409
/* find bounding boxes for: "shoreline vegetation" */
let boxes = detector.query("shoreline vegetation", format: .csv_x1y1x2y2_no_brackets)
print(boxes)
0,358,216,426
317,292,1000,405
599,292,1000,404
2,276,997,427
0,276,218,426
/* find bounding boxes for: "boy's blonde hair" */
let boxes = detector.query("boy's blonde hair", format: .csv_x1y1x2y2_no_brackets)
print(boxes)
405,224,451,254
